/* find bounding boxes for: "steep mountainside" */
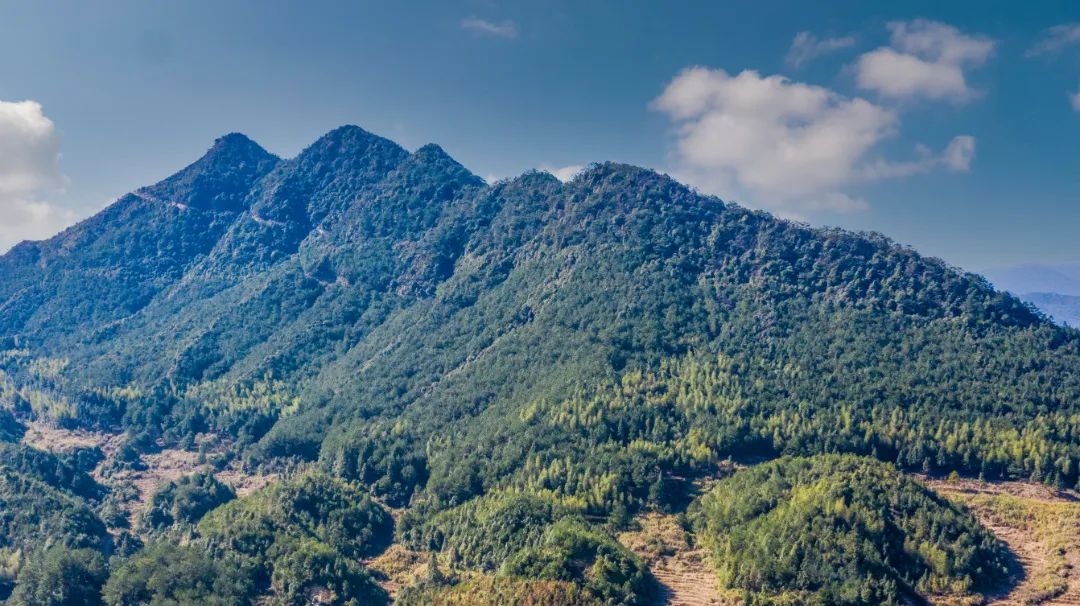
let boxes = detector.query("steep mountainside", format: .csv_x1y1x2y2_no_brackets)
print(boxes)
2,126,1077,488
0,134,279,348
1,126,1079,604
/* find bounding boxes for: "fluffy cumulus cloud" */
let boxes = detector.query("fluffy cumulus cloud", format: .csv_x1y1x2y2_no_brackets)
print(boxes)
539,164,584,182
1027,23,1080,57
856,19,993,102
459,17,518,38
653,68,974,216
0,100,75,252
1072,87,1080,112
786,32,856,68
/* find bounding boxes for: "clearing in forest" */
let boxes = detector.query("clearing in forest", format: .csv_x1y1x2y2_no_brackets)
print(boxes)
618,512,731,606
928,477,1080,606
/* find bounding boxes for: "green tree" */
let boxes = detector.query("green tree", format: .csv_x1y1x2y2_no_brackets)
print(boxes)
9,546,107,606
101,543,253,606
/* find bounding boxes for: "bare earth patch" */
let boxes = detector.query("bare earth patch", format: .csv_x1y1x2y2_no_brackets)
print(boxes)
363,544,429,599
927,477,1080,606
27,421,1076,606
21,420,123,455
618,512,732,606
21,420,275,529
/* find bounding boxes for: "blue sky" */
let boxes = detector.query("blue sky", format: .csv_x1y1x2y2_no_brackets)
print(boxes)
0,1,1078,271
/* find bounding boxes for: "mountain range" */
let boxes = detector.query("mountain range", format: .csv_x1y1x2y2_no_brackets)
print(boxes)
1,126,1079,605
983,263,1080,326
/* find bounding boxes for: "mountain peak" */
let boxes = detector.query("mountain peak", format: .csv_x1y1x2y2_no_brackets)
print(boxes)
413,143,452,161
208,132,270,157
138,133,280,213
296,125,408,169
575,162,674,187
407,143,484,186
324,124,373,139
311,124,394,151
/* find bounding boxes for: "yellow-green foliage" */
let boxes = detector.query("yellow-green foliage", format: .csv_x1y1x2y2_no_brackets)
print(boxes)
186,377,300,416
961,493,1080,602
400,491,583,571
398,576,603,606
27,357,68,382
0,351,29,366
693,455,1009,606
22,389,75,423
0,371,19,409
96,385,143,402
511,454,628,512
0,547,20,586
534,350,1080,497
0,365,73,423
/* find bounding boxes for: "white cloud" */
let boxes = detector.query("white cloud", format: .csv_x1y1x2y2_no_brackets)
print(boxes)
0,199,76,251
856,49,969,101
653,68,975,215
0,100,75,252
1025,25,1080,110
653,68,893,208
942,135,975,171
858,135,975,178
855,19,993,102
1027,23,1080,57
539,164,583,182
460,17,518,39
0,100,64,193
786,31,856,68
792,192,868,215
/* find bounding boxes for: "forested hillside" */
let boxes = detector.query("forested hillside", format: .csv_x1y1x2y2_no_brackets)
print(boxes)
1,126,1078,604
692,456,1009,605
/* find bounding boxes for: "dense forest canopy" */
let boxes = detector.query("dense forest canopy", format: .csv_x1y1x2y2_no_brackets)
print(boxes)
692,455,1009,605
0,126,1078,603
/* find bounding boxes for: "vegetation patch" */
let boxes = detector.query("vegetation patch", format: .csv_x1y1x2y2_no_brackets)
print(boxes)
397,575,603,606
500,518,657,606
929,477,1080,605
693,455,1009,606
195,472,392,604
137,471,235,534
399,491,582,571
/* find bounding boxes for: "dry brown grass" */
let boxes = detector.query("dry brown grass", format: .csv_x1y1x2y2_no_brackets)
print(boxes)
20,421,275,532
927,477,1080,606
20,420,122,455
363,544,430,599
618,512,735,606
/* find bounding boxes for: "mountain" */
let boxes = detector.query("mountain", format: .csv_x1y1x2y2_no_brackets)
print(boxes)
981,263,1080,326
983,262,1080,297
1021,291,1080,326
0,133,280,348
1,126,1079,604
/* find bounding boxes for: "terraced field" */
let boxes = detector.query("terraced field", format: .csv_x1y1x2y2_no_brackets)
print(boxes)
620,478,1080,606
619,513,728,606
19,420,1080,606
926,478,1080,606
